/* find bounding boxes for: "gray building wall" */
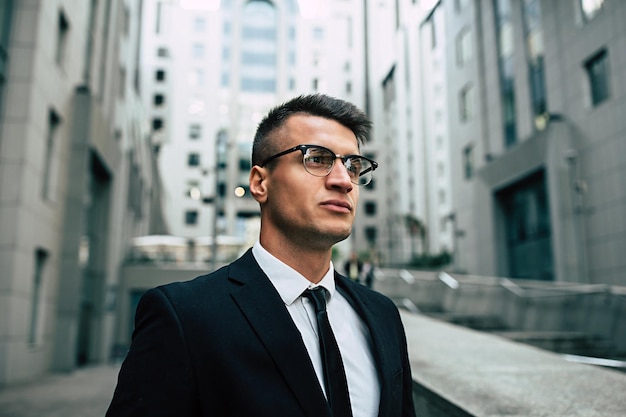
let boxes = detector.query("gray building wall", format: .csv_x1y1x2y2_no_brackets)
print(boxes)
0,0,160,386
446,0,625,285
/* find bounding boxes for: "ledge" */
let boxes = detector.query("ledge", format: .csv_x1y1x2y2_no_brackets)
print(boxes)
401,311,626,417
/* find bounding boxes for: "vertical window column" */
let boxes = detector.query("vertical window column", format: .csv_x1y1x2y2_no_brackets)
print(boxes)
42,109,61,201
29,248,48,345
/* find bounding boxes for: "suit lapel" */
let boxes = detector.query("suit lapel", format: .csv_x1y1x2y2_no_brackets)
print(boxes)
228,251,331,417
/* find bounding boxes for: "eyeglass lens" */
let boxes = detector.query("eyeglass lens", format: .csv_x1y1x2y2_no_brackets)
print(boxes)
303,147,373,186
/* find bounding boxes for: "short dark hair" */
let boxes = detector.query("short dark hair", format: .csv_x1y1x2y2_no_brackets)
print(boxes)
251,94,372,167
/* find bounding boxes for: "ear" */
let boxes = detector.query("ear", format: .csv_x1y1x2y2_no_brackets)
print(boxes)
249,165,268,204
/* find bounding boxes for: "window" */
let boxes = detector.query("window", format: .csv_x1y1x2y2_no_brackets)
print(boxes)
118,66,126,99
192,43,205,59
194,17,206,32
56,10,69,66
153,93,164,107
522,0,547,119
188,153,200,167
122,6,130,36
313,26,324,40
221,72,230,87
241,78,275,92
189,124,201,139
217,182,226,197
240,0,277,93
239,159,251,171
459,85,474,122
189,68,204,86
585,49,610,107
455,0,469,12
157,47,169,57
463,145,475,179
365,227,378,244
152,118,163,131
242,26,276,40
456,28,472,66
185,210,199,225
364,201,377,216
580,0,604,21
155,69,166,81
495,0,517,147
430,16,436,49
42,110,61,200
242,52,275,66
155,1,163,33
29,248,48,345
437,162,445,177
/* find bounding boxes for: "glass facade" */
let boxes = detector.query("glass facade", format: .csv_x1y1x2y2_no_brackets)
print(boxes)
0,0,12,120
522,0,547,122
240,1,277,93
494,0,517,147
585,49,610,106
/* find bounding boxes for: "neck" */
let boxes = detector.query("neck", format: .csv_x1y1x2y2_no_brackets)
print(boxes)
259,235,333,284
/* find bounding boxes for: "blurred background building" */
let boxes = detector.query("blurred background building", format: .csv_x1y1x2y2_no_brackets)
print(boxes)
0,0,165,384
141,0,372,258
0,0,624,387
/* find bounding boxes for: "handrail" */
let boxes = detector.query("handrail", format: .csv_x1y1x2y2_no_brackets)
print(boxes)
499,278,610,299
562,354,626,369
438,272,459,289
399,269,416,284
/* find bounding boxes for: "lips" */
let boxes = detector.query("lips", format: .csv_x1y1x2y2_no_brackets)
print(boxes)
321,199,352,212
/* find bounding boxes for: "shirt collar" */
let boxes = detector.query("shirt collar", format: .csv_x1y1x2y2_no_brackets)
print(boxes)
252,241,336,305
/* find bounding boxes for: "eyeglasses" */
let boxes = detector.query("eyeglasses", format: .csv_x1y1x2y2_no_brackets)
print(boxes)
259,144,378,186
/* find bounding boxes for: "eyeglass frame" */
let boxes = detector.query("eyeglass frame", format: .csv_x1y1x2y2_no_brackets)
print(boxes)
258,144,379,186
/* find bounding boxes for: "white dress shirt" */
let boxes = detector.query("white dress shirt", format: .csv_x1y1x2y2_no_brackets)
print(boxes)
252,242,380,417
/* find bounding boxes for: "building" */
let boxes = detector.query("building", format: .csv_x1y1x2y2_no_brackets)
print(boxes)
366,0,455,266
0,0,163,385
442,0,625,285
372,0,624,284
141,0,373,263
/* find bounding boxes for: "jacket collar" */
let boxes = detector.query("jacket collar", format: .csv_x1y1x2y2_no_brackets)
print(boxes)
228,249,332,417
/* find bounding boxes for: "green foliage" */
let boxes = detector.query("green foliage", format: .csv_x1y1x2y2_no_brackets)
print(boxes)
408,251,452,269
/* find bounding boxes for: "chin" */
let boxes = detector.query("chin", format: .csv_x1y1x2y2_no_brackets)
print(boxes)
327,228,352,244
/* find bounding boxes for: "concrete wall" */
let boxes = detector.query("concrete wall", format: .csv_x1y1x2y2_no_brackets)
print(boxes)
375,268,626,358
403,311,626,417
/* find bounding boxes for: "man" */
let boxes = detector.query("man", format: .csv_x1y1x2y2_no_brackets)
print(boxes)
344,251,364,283
106,94,416,417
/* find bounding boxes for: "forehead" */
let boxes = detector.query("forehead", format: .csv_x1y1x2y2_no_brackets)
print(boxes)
277,114,359,151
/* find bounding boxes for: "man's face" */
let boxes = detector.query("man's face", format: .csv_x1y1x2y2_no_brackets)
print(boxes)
254,114,360,250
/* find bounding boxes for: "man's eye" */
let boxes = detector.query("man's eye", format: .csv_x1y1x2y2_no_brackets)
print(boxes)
308,154,332,165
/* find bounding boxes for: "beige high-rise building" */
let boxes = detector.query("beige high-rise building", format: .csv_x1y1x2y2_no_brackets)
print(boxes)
141,0,372,262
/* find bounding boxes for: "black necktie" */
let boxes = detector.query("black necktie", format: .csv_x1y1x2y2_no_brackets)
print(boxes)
304,287,353,417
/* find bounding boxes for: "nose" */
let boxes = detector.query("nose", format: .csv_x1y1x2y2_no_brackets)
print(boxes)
326,159,353,193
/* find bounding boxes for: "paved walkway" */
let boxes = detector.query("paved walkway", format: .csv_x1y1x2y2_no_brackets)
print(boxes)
0,365,120,417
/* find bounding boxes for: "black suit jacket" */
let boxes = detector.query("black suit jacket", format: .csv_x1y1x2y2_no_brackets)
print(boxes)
107,249,416,417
